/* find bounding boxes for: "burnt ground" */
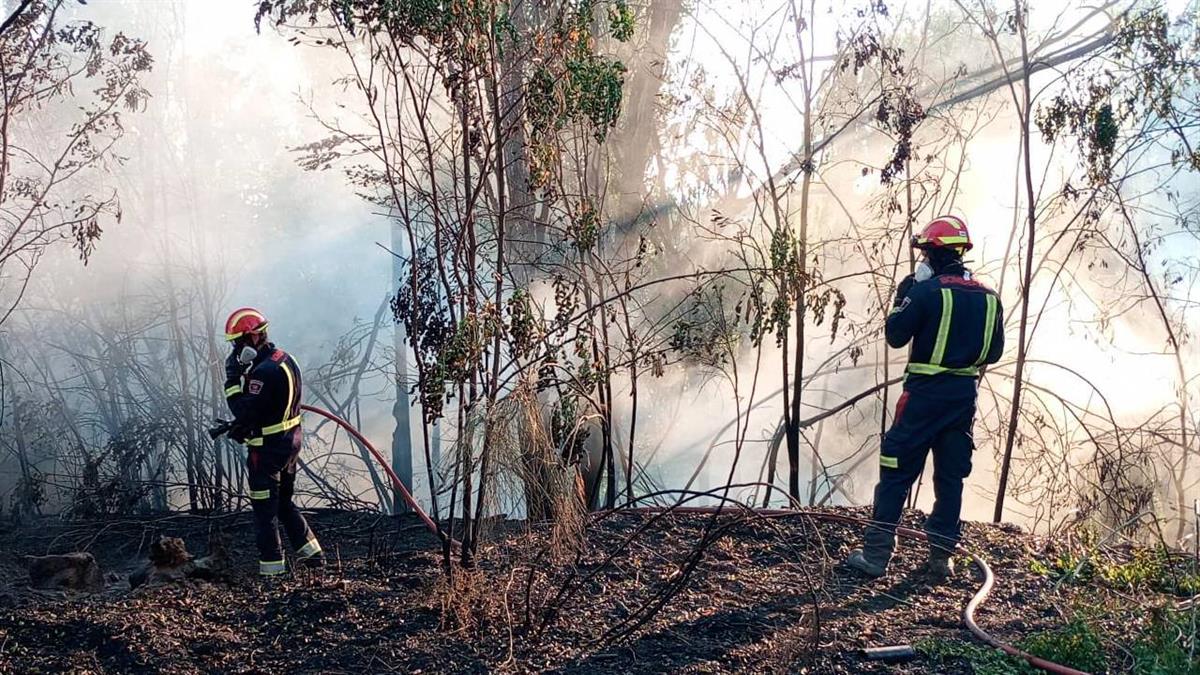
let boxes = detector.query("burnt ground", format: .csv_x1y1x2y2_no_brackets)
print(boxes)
0,507,1188,674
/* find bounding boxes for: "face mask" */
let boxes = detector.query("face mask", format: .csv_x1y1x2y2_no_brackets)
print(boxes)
237,344,258,367
915,260,934,282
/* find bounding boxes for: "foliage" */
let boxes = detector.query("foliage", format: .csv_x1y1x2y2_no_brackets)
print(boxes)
0,0,152,325
1031,543,1200,597
392,251,454,422
915,637,1033,675
1130,609,1200,675
69,419,163,519
670,285,738,368
1018,618,1107,673
1036,7,1200,185
551,395,589,462
920,614,1194,675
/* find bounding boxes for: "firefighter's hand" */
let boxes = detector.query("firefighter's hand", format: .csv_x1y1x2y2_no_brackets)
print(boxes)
224,351,244,382
228,423,252,444
894,274,916,306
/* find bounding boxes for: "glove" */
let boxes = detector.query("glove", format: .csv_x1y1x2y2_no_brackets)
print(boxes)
893,274,915,307
228,423,253,444
225,345,248,389
225,348,243,381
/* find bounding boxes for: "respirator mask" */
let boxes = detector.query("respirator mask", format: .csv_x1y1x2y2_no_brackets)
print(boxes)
237,344,258,366
231,339,258,371
914,259,934,282
914,249,937,282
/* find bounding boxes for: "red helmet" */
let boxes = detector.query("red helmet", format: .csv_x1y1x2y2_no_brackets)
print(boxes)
224,307,269,342
912,215,973,252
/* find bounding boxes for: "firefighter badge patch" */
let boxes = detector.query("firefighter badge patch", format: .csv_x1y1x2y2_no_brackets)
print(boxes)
248,379,264,395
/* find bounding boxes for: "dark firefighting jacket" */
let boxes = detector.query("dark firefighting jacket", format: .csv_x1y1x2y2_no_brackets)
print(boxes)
223,344,303,452
886,271,1005,380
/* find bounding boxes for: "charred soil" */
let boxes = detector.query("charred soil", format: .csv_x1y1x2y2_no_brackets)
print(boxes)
0,508,1193,674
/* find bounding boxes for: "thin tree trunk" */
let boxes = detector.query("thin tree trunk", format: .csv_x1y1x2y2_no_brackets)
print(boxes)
994,2,1035,523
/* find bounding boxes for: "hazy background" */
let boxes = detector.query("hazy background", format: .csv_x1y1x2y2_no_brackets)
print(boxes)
3,0,1197,534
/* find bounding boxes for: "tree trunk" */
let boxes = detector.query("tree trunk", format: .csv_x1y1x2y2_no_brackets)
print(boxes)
994,2,1035,523
391,225,414,513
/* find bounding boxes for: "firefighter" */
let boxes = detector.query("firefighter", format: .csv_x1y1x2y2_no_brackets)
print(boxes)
847,215,1004,579
222,307,324,576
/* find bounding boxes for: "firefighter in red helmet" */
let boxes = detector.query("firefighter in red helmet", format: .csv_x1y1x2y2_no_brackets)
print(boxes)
847,215,1004,579
221,308,323,576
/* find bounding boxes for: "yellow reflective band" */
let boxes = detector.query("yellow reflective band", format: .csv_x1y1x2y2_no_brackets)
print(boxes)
297,539,322,559
225,322,268,341
931,288,953,365
906,363,979,376
244,416,300,447
225,384,242,397
937,235,970,245
259,559,286,576
249,488,271,500
977,294,998,365
280,361,296,429
261,416,301,436
880,455,899,469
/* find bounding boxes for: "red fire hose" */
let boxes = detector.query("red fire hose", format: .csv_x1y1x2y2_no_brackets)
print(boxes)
301,404,441,538
302,404,1089,675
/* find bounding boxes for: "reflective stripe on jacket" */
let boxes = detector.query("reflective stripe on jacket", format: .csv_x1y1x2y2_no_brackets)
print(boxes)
886,272,1004,378
224,345,303,449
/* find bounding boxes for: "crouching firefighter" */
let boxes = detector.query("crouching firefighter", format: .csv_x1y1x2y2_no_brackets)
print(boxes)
847,215,1004,579
218,307,324,576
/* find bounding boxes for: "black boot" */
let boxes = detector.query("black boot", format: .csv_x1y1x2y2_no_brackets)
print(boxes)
925,547,955,579
846,549,887,577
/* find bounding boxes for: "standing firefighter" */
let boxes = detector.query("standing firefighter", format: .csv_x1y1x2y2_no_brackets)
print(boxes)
847,215,1004,579
220,307,324,576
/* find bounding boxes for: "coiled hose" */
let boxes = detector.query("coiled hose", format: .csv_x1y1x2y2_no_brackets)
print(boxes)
301,403,1090,675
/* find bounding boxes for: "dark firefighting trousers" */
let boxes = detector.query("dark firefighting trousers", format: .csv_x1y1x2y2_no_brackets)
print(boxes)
247,432,322,575
863,376,977,564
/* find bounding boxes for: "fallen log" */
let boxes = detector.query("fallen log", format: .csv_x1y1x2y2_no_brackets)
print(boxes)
23,552,104,592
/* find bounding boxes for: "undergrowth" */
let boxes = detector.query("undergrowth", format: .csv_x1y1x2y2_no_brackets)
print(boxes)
917,610,1200,673
1029,544,1200,597
916,637,1032,675
1019,538,1200,670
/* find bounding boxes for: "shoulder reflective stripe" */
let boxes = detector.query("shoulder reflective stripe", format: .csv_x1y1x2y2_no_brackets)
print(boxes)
249,488,271,500
906,363,979,376
880,455,899,468
259,559,286,576
297,539,322,559
280,360,297,425
930,288,954,365
977,294,998,365
225,384,242,397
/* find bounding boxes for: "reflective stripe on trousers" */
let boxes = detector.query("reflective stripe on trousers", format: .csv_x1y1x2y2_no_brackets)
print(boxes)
297,538,322,560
